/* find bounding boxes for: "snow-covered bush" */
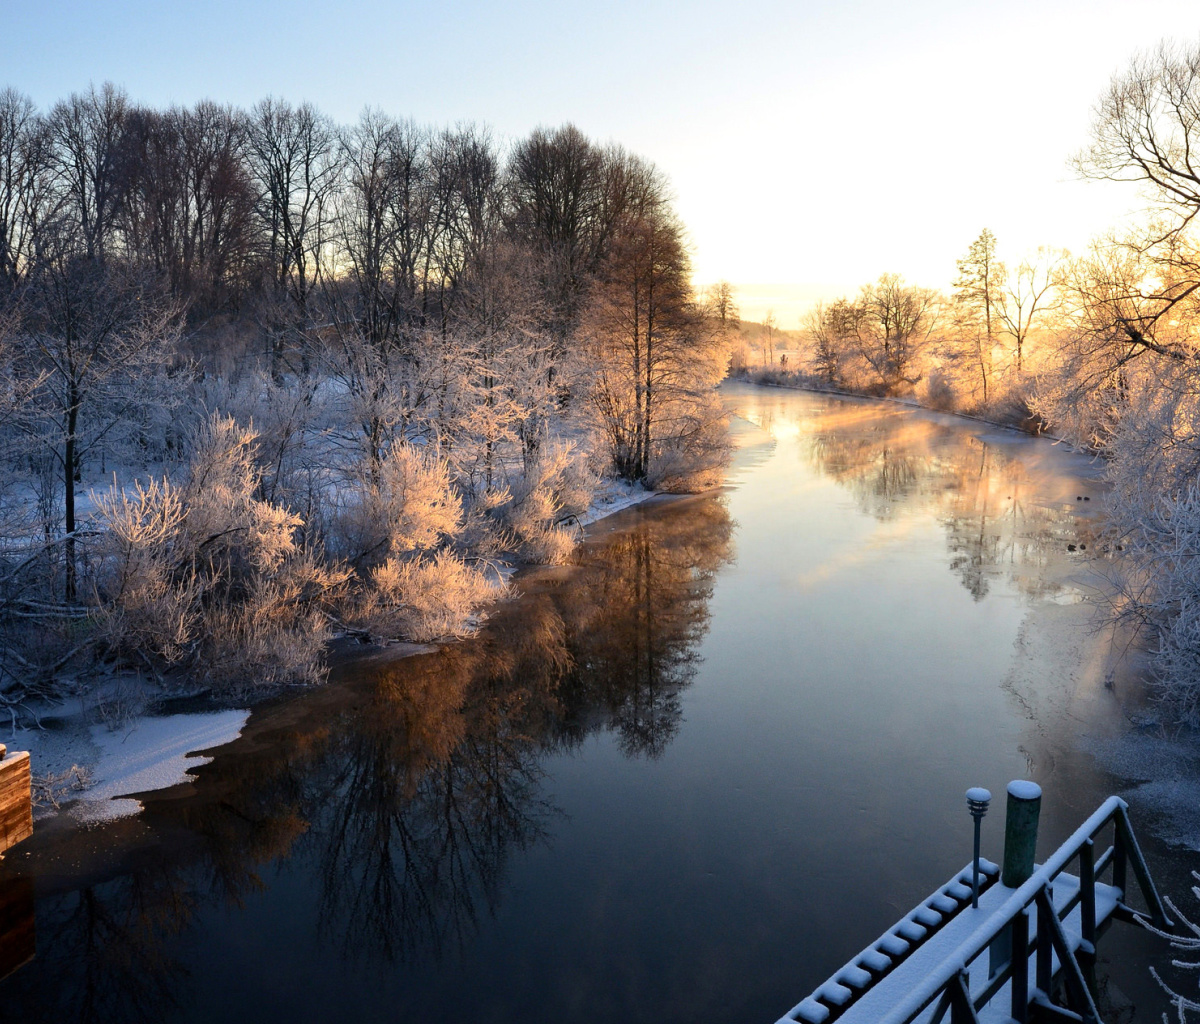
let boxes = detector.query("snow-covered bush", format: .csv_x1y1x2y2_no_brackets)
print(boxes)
93,414,351,688
919,367,959,413
92,477,197,663
326,440,462,565
197,550,344,690
645,392,731,493
362,550,506,642
1041,359,1200,724
487,442,596,564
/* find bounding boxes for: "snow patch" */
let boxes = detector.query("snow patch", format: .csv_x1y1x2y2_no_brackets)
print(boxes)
1085,732,1200,850
1006,780,1042,801
575,478,654,527
71,709,249,824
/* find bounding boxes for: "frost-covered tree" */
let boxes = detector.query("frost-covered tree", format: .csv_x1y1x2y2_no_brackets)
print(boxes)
582,180,728,487
16,255,182,597
854,274,940,391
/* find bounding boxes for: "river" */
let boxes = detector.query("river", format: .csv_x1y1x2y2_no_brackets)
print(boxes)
0,381,1194,1022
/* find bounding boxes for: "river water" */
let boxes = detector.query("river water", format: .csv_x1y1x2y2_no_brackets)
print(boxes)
0,381,1195,1022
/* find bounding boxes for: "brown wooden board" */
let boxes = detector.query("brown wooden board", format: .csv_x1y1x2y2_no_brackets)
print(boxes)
0,752,33,854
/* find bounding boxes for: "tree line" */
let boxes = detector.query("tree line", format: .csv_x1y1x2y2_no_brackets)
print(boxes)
747,38,1200,723
0,84,730,709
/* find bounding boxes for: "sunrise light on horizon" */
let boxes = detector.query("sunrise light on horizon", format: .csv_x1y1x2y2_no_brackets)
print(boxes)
10,1,1200,328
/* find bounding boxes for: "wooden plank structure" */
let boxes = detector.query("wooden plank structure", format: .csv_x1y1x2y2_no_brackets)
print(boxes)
0,745,32,857
777,791,1170,1024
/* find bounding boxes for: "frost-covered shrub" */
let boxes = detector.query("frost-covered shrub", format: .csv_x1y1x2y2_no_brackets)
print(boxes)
198,557,343,691
196,368,325,508
919,367,959,413
92,414,350,688
646,394,731,493
363,550,506,642
180,414,304,576
1074,374,1200,724
328,441,462,565
488,442,596,564
92,478,198,662
1113,482,1200,726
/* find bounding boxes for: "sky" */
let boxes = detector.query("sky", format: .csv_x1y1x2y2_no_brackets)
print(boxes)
8,0,1200,327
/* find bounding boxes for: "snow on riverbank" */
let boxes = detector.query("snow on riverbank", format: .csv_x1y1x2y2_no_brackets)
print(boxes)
19,708,248,825
15,476,656,831
73,710,249,823
575,477,654,527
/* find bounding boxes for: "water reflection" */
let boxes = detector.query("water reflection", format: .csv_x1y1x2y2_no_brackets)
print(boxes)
0,495,734,1023
747,400,1086,602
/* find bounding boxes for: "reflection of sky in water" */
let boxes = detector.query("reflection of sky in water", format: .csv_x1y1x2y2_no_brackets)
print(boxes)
0,383,1185,1024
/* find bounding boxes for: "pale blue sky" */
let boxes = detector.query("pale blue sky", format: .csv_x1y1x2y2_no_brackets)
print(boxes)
9,0,1200,325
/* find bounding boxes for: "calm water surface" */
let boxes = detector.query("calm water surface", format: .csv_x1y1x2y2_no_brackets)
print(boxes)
0,382,1193,1022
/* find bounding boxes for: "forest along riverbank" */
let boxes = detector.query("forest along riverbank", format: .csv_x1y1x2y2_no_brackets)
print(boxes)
0,380,1194,1024
7,477,664,829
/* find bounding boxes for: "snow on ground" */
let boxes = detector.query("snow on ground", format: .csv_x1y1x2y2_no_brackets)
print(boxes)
17,707,248,825
575,477,653,527
72,710,248,824
1085,731,1200,850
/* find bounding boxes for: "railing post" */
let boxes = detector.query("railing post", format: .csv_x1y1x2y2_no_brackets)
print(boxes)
1078,836,1099,1001
1079,837,1096,946
1010,906,1029,1023
1112,820,1127,898
1036,886,1053,995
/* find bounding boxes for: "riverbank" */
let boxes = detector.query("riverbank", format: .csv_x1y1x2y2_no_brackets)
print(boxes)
9,475,666,828
742,367,1056,441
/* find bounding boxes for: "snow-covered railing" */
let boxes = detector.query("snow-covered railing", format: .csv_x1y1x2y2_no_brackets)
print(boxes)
778,793,1170,1024
785,858,1001,1024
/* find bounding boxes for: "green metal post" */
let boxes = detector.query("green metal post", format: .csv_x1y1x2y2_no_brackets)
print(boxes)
1002,781,1042,888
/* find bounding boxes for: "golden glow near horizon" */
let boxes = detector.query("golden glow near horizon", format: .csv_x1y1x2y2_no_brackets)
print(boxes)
670,4,1196,331
6,0,1198,336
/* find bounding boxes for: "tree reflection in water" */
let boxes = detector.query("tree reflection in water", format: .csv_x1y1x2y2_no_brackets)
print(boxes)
798,406,1080,601
0,493,734,1023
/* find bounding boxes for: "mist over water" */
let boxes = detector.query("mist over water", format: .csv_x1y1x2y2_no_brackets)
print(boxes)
0,382,1192,1022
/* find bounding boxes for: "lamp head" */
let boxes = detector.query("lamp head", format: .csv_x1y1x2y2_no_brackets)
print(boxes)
966,787,991,817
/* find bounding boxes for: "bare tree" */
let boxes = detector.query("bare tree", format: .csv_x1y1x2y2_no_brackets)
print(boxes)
332,110,430,350
1074,41,1200,362
994,247,1064,375
506,124,609,342
245,98,339,375
855,273,940,390
0,89,57,296
47,83,129,263
120,102,256,310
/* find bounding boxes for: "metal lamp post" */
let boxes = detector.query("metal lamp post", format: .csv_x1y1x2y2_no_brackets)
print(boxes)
966,787,991,909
